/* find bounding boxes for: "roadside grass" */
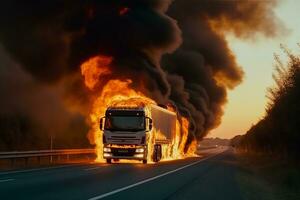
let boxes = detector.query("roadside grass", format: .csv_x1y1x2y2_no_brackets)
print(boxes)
235,150,300,200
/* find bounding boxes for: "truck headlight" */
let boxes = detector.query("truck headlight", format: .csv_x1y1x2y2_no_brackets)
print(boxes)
104,147,111,152
136,148,144,153
103,153,112,157
134,154,144,158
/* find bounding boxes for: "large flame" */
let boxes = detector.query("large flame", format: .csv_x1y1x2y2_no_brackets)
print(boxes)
81,55,197,163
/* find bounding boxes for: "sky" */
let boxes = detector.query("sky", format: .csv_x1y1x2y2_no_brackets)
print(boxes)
209,0,300,139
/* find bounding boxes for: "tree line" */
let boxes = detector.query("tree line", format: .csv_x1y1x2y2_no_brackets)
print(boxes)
0,114,91,151
234,45,300,159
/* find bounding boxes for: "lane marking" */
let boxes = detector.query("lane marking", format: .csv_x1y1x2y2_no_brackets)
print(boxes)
84,167,102,171
88,150,226,200
0,164,86,176
0,179,15,183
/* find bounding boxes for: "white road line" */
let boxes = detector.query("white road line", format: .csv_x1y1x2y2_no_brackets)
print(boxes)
88,150,225,200
0,179,15,183
0,164,84,176
84,167,101,171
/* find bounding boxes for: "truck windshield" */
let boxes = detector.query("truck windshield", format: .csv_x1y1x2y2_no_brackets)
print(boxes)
104,116,145,132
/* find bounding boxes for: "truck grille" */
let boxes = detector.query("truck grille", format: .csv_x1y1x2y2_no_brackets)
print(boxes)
109,136,140,143
111,148,136,156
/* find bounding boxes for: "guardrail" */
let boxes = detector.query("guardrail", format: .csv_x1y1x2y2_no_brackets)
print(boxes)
0,149,96,167
0,149,95,159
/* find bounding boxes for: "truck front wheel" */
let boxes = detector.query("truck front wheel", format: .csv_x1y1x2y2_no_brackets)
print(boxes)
142,159,147,164
106,158,112,164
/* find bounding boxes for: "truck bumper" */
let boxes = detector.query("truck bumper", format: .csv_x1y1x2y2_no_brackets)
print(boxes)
103,145,147,160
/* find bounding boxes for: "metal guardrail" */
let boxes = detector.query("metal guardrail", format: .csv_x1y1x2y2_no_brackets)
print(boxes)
0,149,95,159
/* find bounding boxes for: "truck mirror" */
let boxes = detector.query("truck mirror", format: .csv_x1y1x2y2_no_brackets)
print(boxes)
100,117,105,130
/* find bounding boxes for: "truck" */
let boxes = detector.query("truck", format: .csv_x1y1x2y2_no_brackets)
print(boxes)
99,104,176,164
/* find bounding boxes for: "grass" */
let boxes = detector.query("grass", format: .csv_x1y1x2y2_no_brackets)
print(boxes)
235,150,300,200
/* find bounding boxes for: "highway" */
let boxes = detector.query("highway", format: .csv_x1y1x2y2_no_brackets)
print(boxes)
0,147,244,200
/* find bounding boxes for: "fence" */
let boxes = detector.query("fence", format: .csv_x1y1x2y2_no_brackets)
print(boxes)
0,149,96,167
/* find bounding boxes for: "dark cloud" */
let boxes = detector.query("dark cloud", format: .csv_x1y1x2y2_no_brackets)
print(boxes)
0,45,78,137
162,0,280,142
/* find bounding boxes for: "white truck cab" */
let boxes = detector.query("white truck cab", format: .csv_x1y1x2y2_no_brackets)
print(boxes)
100,105,176,164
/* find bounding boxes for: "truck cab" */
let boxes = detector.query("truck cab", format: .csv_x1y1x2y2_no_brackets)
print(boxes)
100,107,152,164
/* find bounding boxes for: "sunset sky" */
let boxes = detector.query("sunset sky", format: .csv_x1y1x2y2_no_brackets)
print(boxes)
209,0,300,139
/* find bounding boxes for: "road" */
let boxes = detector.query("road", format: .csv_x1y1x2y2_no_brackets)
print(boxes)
0,147,245,200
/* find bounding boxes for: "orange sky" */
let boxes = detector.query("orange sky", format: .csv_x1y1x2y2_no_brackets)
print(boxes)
209,0,300,139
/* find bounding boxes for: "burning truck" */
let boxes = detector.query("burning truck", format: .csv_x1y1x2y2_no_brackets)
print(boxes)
100,104,176,164
80,56,197,164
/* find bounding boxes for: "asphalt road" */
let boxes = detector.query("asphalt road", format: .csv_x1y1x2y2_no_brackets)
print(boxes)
0,147,245,200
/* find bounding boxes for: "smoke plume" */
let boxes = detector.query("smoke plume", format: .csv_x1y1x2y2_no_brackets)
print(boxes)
0,0,282,147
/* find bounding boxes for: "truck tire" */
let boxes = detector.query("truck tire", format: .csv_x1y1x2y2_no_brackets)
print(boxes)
142,159,147,164
106,158,112,164
153,144,162,162
157,145,162,160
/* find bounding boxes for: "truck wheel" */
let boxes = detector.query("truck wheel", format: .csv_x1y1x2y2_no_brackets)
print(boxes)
142,159,147,164
153,144,162,162
106,158,111,164
157,145,162,160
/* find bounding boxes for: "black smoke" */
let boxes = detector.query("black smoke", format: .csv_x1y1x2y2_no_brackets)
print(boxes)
0,0,282,149
162,0,282,143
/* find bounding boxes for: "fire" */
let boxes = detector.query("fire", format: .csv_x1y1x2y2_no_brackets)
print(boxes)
84,78,153,162
81,55,197,163
81,56,112,90
158,117,197,161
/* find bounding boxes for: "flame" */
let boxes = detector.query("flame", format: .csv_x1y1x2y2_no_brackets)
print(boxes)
81,56,112,90
84,78,153,162
81,55,197,163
